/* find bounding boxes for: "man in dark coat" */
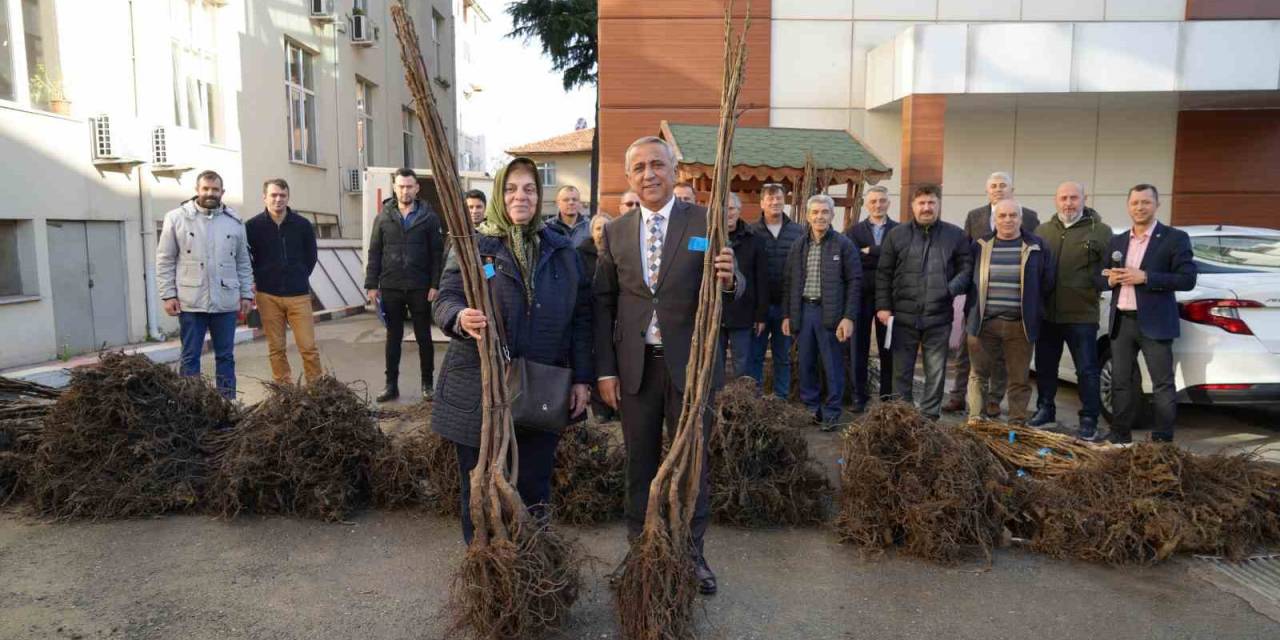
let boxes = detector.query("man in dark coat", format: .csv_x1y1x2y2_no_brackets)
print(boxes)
747,183,804,396
845,185,897,411
876,184,973,421
721,192,768,380
594,136,741,596
945,171,1042,414
783,194,861,429
578,213,617,421
364,168,444,402
1097,184,1197,444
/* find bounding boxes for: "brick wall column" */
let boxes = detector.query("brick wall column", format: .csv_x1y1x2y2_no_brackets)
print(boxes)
898,94,946,221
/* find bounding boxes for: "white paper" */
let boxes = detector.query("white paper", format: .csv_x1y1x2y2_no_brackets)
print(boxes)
884,316,894,349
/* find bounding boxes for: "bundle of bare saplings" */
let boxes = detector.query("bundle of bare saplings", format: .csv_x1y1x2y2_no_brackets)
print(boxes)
206,376,388,522
24,352,235,519
1011,443,1280,565
371,401,461,515
835,402,1013,564
0,377,61,504
710,378,831,527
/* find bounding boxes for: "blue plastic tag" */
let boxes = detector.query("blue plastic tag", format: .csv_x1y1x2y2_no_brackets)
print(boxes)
1016,469,1028,478
688,236,709,252
483,263,496,279
1008,431,1016,443
1037,447,1052,458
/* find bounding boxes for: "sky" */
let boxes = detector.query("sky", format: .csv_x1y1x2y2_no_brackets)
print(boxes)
458,1,596,173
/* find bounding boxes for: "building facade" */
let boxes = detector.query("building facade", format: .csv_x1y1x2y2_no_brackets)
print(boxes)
506,127,594,218
597,1,1280,229
0,0,456,370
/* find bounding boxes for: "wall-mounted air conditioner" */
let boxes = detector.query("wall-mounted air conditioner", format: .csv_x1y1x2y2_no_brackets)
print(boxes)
350,14,375,46
151,126,170,166
90,115,117,160
344,167,362,193
309,0,336,21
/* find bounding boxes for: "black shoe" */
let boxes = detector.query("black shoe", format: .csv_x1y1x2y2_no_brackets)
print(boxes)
693,556,717,595
851,402,867,414
1077,416,1100,441
376,386,400,403
1150,432,1173,443
421,386,434,401
1106,433,1133,446
1027,405,1055,427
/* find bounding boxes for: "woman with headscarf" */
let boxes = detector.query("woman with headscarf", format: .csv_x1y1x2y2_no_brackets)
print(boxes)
431,157,593,542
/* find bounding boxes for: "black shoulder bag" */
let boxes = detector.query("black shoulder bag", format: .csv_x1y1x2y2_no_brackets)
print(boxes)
487,260,572,433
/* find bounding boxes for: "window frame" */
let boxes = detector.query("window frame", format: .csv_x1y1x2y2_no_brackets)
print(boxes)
402,106,416,169
355,76,374,168
285,39,319,165
537,161,556,188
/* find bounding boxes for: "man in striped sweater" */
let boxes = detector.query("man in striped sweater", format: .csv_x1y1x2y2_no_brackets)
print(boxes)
964,199,1056,423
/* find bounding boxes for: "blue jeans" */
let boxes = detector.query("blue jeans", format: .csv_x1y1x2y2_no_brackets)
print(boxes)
797,303,844,422
720,327,754,380
747,304,791,396
1034,321,1102,419
178,311,238,399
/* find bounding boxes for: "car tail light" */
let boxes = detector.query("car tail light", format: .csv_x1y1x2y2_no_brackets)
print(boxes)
1199,384,1253,391
1178,299,1264,335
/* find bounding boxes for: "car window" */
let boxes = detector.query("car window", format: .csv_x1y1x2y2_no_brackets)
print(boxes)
1191,235,1280,274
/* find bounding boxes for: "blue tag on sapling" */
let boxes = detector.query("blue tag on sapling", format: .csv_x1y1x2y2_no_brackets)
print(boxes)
688,236,709,252
483,263,496,279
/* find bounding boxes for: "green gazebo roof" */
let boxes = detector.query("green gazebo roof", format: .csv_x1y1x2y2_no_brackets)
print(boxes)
660,121,892,180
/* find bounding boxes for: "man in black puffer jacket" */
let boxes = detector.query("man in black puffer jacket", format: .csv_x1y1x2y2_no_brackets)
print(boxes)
364,168,445,403
748,183,804,396
875,184,973,420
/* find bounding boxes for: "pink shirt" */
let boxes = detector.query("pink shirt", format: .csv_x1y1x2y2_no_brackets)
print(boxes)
1117,226,1153,311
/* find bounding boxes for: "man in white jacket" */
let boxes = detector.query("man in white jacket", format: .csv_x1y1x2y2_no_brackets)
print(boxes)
155,170,254,398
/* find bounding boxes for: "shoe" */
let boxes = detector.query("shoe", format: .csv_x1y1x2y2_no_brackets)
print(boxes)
1027,405,1055,427
941,396,965,413
1150,432,1174,443
1106,433,1133,447
1077,416,1101,442
820,420,842,433
421,386,434,402
851,402,867,414
693,556,717,595
376,386,400,403
984,401,1002,418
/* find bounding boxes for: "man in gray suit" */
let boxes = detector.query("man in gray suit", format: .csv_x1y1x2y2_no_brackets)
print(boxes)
595,136,740,596
942,172,1041,415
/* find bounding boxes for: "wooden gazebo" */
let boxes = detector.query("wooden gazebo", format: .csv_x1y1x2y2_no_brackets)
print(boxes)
660,121,893,227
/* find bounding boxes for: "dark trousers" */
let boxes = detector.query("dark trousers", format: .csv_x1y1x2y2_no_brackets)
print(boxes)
1034,321,1102,420
951,313,1008,403
455,428,561,544
797,303,844,422
381,288,434,387
1111,313,1177,441
891,321,950,419
720,327,754,380
851,294,892,405
178,311,238,399
619,346,712,554
748,304,791,396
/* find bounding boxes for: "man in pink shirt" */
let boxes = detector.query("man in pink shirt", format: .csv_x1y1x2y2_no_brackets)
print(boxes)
1098,184,1197,444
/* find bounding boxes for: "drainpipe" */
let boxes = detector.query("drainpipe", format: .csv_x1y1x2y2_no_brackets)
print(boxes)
332,16,345,236
128,0,164,341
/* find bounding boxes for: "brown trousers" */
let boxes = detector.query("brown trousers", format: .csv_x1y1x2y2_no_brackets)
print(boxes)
967,317,1033,420
256,292,321,384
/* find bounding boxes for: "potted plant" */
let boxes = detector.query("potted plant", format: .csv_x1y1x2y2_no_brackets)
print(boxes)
30,64,70,115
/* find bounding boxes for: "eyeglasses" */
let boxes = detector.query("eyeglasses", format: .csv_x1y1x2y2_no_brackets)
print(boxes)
621,201,640,208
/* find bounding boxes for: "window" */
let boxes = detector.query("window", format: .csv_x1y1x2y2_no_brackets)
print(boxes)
286,41,318,164
537,162,556,188
431,9,445,71
297,211,340,239
402,107,416,168
1192,235,1280,274
0,0,62,110
0,220,37,298
170,0,220,142
356,78,374,167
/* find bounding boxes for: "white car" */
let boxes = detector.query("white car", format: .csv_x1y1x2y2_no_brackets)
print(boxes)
1045,225,1280,423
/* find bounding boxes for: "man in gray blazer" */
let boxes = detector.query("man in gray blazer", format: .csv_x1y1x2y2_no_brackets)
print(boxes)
595,136,740,596
943,172,1041,415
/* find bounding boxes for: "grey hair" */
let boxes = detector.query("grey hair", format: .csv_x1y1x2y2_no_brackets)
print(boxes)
807,194,836,211
865,185,889,196
1057,180,1087,196
993,198,1023,218
987,171,1014,186
728,192,742,208
623,136,675,172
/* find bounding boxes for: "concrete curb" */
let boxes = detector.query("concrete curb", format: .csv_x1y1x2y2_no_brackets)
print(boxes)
2,305,368,388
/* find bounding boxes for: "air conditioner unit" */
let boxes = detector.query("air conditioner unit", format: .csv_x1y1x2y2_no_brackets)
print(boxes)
90,115,117,160
350,14,374,45
309,0,336,21
344,167,362,193
151,126,170,166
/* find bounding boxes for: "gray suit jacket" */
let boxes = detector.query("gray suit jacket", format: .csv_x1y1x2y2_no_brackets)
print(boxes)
594,198,741,395
963,204,1040,240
